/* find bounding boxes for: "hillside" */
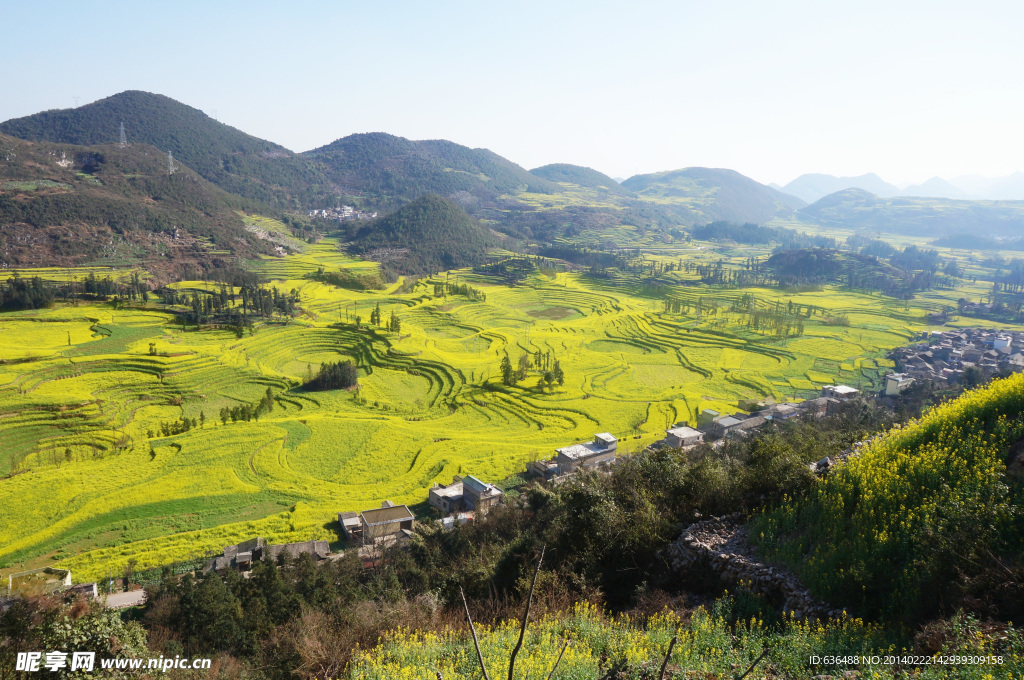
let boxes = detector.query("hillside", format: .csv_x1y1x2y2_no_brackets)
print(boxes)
754,372,1024,621
305,133,560,209
529,163,632,196
782,172,901,203
0,91,329,208
0,133,270,277
621,167,805,225
901,176,969,199
348,194,497,275
798,187,1024,237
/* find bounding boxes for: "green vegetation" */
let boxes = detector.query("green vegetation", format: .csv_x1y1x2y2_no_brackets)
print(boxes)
350,194,498,276
799,187,1024,238
621,167,805,224
307,132,560,208
753,371,1024,622
0,132,268,275
0,91,329,208
529,163,631,195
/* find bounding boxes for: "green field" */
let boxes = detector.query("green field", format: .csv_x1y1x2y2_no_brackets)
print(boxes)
0,239,1015,582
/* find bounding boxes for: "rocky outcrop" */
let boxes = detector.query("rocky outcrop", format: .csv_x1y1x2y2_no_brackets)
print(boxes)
666,513,845,620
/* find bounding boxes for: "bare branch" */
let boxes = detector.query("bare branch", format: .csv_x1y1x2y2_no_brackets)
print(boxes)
737,646,771,680
546,639,570,680
461,586,490,680
659,636,677,680
509,545,545,680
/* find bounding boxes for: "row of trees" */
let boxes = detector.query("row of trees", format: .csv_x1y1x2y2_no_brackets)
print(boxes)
158,283,299,324
367,302,402,332
498,352,564,390
432,280,486,300
304,360,359,391
220,388,276,424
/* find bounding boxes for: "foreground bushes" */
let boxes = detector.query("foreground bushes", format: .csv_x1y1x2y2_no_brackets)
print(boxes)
349,597,1022,680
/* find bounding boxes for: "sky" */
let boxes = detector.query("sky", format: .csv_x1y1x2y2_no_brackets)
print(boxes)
3,0,1023,187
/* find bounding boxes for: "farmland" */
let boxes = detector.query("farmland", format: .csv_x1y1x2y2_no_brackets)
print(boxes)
0,238,1012,581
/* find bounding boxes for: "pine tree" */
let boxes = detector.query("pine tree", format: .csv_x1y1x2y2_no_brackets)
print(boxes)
500,355,515,386
553,360,564,386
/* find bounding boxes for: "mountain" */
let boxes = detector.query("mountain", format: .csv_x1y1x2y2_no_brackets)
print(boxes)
950,172,1024,200
782,173,901,203
304,133,560,209
0,133,269,277
529,164,632,196
798,187,1024,237
620,167,805,225
901,176,969,199
0,91,328,208
348,194,498,275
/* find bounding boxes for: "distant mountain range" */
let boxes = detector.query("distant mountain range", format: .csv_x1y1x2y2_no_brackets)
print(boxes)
5,90,1024,273
782,171,1024,202
622,167,805,225
797,188,1024,238
0,91,807,272
782,173,901,203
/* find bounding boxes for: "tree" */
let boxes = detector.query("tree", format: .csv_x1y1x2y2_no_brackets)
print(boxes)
516,354,530,381
500,355,515,386
552,360,564,386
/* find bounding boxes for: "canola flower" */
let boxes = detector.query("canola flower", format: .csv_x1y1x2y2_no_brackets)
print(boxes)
348,597,1023,679
753,371,1024,619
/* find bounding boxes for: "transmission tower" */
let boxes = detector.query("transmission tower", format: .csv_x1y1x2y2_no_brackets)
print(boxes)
118,122,128,148
167,150,178,176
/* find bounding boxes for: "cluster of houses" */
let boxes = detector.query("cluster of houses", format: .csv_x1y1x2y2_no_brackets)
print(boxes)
657,386,861,449
206,537,333,572
307,206,378,222
887,328,1024,385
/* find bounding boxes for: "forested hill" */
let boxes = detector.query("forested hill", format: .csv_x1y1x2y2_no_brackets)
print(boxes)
0,91,329,208
348,194,497,275
0,133,269,277
304,132,560,208
798,187,1024,237
529,163,632,196
621,167,806,224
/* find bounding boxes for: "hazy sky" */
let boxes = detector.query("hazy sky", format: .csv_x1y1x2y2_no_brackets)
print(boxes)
4,0,1022,186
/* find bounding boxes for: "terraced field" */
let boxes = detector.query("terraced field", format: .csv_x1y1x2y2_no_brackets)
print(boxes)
0,244,1003,581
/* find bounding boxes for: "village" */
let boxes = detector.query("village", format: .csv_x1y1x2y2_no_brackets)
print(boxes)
9,327,1022,605
307,205,378,222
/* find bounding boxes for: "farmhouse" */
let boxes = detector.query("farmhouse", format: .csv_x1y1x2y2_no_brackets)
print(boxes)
428,475,504,516
709,415,744,438
526,458,560,481
340,501,415,545
821,385,859,400
555,432,618,473
696,409,721,428
884,372,914,396
665,425,704,448
207,537,330,572
428,478,465,514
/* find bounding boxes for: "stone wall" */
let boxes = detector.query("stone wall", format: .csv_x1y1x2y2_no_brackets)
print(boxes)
666,513,845,620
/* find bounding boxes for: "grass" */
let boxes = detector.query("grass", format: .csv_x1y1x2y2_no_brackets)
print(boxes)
0,239,1017,582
